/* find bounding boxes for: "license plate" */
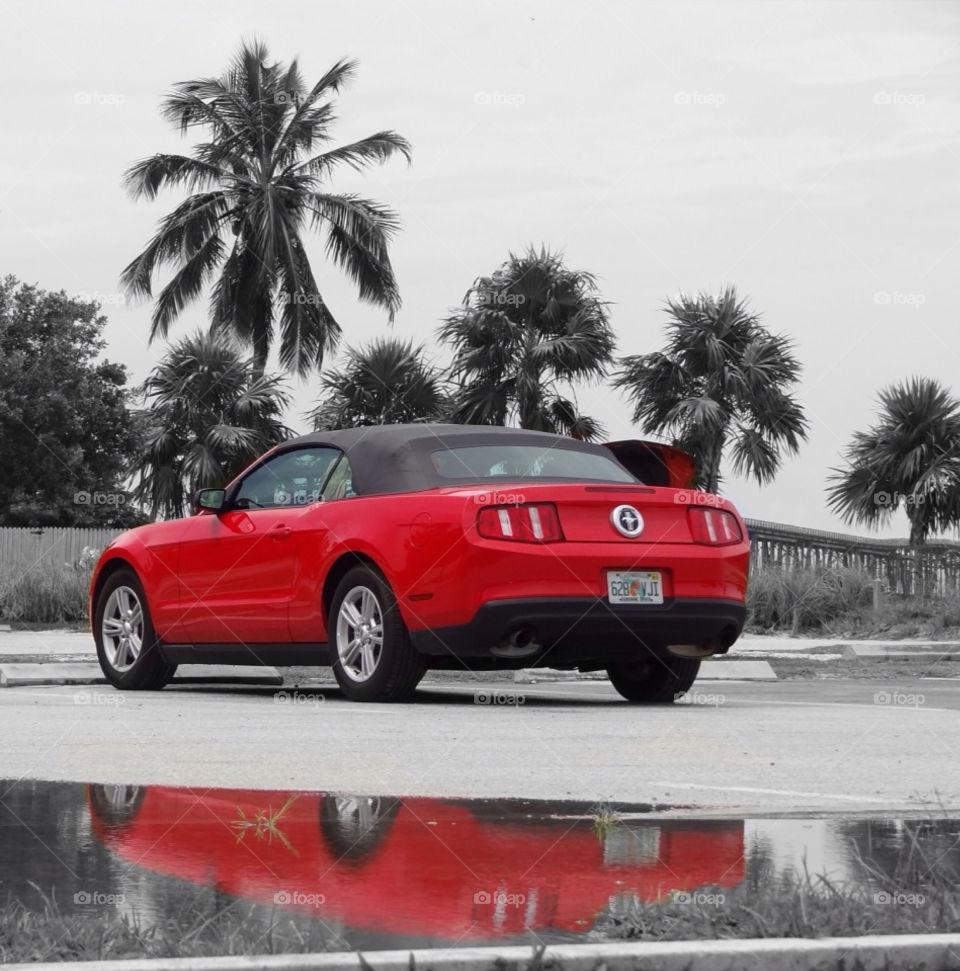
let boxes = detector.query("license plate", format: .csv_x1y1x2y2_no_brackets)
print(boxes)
607,571,663,605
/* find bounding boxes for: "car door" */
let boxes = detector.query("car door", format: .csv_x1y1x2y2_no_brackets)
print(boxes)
172,446,342,645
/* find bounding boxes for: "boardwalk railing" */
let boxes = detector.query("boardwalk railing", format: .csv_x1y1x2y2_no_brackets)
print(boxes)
745,518,960,597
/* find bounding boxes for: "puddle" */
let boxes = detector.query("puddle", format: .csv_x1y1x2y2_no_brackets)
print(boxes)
1,781,958,950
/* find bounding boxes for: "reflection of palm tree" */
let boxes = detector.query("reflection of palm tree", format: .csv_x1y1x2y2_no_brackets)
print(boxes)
121,41,411,378
614,287,807,492
232,795,299,855
131,332,291,519
439,247,615,440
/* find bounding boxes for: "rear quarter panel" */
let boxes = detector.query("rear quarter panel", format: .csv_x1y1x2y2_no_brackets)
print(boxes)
287,492,472,641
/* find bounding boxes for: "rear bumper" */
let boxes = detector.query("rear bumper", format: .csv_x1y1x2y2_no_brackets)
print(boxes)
407,596,746,666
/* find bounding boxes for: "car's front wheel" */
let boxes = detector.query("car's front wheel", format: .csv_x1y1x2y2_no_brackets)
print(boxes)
607,654,700,703
94,568,176,690
329,566,425,702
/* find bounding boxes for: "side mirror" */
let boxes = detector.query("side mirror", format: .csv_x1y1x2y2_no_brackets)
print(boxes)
193,488,226,513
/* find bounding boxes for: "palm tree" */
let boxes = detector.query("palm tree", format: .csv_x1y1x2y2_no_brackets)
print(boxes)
131,331,292,519
121,41,411,378
613,287,807,492
438,247,614,440
309,337,448,430
826,377,960,547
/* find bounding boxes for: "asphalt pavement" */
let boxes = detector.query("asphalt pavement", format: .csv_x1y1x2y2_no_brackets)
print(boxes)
1,674,957,815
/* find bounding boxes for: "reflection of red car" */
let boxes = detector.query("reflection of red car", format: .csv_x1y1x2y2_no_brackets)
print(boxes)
89,424,749,701
88,785,745,939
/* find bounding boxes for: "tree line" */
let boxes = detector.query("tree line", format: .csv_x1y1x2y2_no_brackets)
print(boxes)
2,41,959,546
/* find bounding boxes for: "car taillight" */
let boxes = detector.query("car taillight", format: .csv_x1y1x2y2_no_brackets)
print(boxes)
687,507,743,545
476,503,564,543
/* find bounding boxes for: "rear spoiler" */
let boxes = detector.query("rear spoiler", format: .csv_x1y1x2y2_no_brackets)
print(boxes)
602,440,697,489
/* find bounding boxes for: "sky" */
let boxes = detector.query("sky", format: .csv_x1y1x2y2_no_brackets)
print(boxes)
1,0,958,536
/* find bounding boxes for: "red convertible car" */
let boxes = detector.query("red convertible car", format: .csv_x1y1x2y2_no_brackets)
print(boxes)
90,424,749,702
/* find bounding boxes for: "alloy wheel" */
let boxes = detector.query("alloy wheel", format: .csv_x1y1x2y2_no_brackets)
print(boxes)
335,585,384,682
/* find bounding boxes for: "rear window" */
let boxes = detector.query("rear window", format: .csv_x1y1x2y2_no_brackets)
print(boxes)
430,444,635,482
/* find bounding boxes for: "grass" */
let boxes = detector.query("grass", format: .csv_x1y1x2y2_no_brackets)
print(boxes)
596,815,960,945
747,565,960,639
747,566,874,633
0,562,94,625
3,841,958,966
767,652,960,681
0,888,344,964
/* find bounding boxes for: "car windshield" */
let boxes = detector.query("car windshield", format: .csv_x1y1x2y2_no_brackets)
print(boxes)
430,444,636,482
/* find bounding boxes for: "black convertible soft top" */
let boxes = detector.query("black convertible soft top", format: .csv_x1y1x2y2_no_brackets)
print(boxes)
275,423,631,497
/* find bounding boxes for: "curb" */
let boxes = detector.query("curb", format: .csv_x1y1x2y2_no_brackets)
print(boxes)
697,659,777,681
7,935,960,971
845,643,960,659
515,660,778,684
0,662,283,687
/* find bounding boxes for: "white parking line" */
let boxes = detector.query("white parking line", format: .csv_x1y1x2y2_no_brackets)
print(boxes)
651,782,893,804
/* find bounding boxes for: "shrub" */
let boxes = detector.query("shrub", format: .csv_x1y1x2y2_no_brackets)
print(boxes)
747,565,874,631
0,559,94,624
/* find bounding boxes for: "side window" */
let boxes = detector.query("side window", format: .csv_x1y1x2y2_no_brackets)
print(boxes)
320,455,355,501
234,447,342,509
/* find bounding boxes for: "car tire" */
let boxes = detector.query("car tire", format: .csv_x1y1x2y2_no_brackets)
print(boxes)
329,566,425,702
87,784,146,830
607,654,700,703
318,793,400,863
93,568,176,690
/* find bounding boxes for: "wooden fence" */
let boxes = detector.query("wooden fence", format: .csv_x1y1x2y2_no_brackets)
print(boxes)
745,519,960,597
0,527,123,571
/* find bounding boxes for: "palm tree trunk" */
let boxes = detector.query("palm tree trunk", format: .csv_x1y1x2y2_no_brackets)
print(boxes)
704,433,725,493
251,303,270,381
907,510,926,597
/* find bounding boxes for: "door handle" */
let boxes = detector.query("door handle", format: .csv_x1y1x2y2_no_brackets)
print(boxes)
269,524,292,540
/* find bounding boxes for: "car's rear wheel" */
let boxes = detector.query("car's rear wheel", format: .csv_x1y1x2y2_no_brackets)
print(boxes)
94,568,176,690
329,566,425,702
318,794,400,862
607,654,700,703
